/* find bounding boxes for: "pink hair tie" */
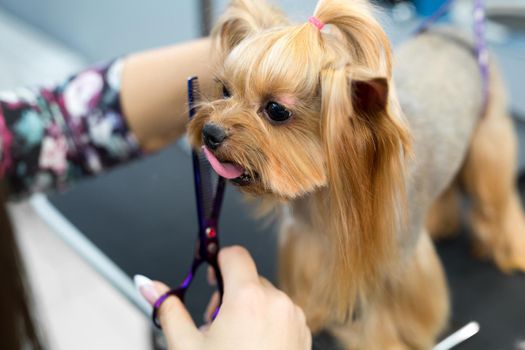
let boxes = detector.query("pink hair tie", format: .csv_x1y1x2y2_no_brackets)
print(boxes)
308,16,325,30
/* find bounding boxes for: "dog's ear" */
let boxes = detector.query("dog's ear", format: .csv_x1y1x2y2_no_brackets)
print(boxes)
351,75,388,116
319,65,410,318
212,0,287,55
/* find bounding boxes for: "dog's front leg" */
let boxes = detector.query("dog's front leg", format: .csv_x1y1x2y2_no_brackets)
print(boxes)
278,218,333,334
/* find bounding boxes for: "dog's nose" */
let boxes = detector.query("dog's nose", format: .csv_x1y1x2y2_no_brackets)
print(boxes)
202,123,227,150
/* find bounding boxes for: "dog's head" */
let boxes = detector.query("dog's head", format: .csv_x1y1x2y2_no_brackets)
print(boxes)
188,0,410,317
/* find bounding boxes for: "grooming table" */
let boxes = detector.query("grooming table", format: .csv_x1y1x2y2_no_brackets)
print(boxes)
46,119,525,350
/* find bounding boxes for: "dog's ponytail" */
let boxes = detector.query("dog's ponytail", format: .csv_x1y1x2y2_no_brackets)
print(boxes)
313,0,392,77
212,0,288,57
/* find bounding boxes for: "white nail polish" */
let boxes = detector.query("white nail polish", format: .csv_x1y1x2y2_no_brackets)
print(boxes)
133,274,159,305
134,274,152,289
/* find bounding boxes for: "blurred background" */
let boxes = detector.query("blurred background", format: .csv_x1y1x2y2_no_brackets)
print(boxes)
1,0,524,349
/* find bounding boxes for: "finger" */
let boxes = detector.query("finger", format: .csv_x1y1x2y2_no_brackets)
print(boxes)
199,323,211,332
294,305,307,325
133,275,201,348
258,276,274,289
151,281,201,344
203,291,220,324
207,266,217,286
219,246,260,292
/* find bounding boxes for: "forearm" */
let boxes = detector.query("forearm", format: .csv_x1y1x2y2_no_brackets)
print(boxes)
0,39,213,199
0,60,142,199
121,38,214,152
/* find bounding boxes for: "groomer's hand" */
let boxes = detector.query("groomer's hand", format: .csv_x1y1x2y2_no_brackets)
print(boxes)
134,246,312,350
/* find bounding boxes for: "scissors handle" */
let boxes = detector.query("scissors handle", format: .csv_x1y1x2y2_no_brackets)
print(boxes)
152,224,224,329
151,288,186,328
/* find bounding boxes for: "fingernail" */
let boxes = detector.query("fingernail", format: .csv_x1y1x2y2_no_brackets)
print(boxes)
134,274,159,305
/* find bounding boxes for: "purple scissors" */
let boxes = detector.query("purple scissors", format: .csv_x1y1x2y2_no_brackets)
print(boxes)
152,76,226,329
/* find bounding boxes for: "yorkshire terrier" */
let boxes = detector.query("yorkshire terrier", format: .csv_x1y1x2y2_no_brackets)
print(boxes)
187,0,525,348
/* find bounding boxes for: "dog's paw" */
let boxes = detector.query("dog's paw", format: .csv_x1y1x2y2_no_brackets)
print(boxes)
475,198,525,273
494,241,525,273
496,206,525,273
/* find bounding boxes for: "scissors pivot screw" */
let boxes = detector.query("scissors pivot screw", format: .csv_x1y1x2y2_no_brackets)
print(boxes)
208,242,218,254
206,227,217,238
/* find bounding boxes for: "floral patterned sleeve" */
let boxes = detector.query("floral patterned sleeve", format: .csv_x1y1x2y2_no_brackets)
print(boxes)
0,59,142,199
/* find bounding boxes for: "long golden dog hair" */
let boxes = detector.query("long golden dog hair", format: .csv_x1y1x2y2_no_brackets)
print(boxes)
188,0,411,321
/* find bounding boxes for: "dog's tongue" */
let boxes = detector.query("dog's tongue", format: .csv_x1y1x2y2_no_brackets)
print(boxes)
202,146,244,179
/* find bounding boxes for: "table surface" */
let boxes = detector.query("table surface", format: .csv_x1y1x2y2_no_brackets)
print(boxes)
49,132,525,350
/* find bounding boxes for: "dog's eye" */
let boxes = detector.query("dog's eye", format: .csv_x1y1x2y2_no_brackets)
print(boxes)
265,101,292,123
222,85,231,98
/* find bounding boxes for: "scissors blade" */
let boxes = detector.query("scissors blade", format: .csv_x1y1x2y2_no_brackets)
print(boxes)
188,76,219,225
197,150,215,220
